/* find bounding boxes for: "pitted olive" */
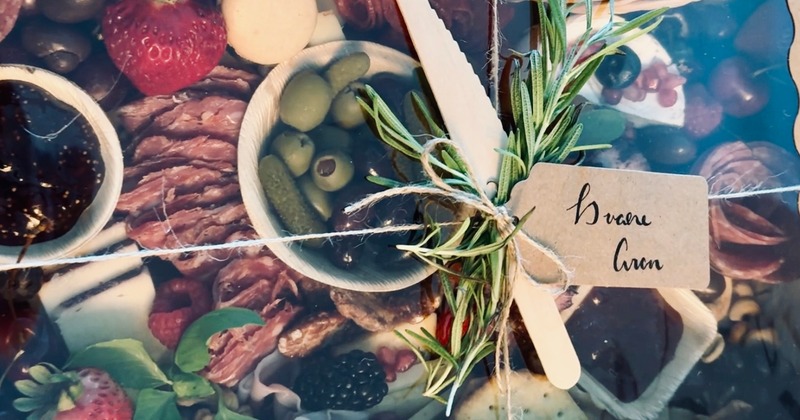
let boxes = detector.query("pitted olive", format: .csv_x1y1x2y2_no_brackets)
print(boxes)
38,0,105,23
312,151,355,192
270,131,316,177
279,70,334,132
331,82,367,129
21,19,91,73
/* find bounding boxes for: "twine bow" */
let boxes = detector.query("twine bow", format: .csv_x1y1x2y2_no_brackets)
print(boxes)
345,137,574,412
345,138,574,293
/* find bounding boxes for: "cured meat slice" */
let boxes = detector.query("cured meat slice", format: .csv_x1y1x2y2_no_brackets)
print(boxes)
147,96,246,142
204,301,301,386
116,166,229,215
215,256,300,308
124,157,234,184
117,92,196,133
133,135,237,165
205,66,261,85
124,182,240,226
278,311,350,358
168,228,266,279
330,285,439,332
127,203,248,250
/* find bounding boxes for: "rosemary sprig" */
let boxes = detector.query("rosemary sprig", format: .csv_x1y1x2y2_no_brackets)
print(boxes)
359,0,666,409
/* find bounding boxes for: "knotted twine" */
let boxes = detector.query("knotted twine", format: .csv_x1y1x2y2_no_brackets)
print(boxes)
344,137,574,416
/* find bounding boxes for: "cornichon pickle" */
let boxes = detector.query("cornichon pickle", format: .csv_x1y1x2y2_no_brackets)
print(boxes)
258,154,326,248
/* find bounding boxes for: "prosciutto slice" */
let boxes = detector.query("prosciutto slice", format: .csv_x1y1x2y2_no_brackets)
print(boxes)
147,96,246,142
133,135,237,165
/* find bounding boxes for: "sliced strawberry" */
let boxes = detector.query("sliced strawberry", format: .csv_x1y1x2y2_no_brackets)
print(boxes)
102,0,226,96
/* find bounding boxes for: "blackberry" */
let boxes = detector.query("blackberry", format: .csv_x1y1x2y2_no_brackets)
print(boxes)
294,350,388,411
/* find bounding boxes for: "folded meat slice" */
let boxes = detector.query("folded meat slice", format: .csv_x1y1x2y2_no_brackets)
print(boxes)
133,135,238,165
116,166,232,215
205,66,261,85
117,92,196,133
127,203,248,250
168,228,265,279
189,67,260,99
147,96,247,142
124,158,234,184
215,256,301,310
201,250,310,386
204,301,301,386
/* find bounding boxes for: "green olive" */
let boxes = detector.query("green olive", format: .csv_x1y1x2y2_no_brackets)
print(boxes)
331,82,367,129
309,125,353,152
297,175,333,221
312,151,355,192
280,70,334,132
326,51,370,93
270,131,316,177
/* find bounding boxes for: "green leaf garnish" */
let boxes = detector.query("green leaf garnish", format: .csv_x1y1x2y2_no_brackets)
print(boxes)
175,308,264,373
171,371,215,400
133,389,181,420
65,339,170,390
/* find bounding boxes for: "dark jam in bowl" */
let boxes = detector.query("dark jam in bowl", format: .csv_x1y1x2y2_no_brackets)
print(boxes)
565,288,683,402
0,80,104,246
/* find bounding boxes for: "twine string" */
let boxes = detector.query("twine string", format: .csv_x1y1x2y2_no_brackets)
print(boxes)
345,137,575,293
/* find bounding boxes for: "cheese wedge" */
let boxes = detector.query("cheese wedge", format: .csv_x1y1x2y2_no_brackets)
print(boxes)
39,225,167,361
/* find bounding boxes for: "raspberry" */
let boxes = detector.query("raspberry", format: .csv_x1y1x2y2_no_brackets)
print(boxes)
683,84,723,139
148,278,212,349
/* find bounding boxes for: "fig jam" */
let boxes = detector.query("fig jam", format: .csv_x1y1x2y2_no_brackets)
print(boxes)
565,288,683,402
0,80,104,245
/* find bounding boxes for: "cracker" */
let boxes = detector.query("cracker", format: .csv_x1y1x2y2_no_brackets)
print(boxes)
454,372,587,419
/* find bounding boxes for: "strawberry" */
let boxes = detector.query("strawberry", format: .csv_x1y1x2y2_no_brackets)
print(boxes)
53,368,132,420
13,364,132,420
101,0,226,96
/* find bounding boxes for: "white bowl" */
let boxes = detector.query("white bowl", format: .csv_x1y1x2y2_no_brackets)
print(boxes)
0,65,123,266
239,41,436,292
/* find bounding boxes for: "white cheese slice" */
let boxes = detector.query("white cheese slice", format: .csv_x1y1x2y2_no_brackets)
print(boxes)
39,243,142,315
578,32,685,128
70,222,128,256
54,267,167,360
571,16,685,127
42,222,129,275
513,15,686,128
